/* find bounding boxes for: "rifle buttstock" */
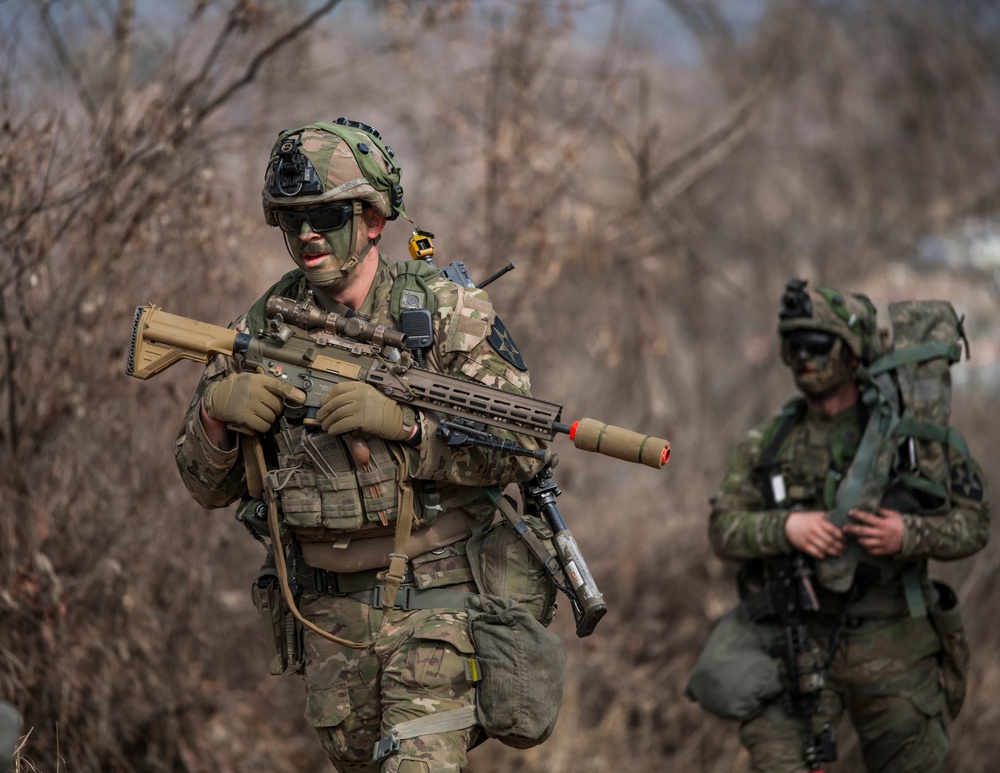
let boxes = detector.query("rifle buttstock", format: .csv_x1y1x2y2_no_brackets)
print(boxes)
126,304,238,379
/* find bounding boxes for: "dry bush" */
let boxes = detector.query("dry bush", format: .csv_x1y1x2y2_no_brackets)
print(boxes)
1,1,347,770
3,1,1000,772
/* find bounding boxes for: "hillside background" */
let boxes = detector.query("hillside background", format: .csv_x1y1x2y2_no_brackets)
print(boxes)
2,1,1000,771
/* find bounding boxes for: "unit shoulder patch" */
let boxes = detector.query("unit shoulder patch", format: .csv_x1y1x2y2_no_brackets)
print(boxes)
950,460,985,502
487,315,527,371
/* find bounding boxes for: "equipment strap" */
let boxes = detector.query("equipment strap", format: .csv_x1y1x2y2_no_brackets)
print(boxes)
381,443,417,614
867,341,962,376
901,565,927,618
821,375,928,617
827,372,899,529
373,705,478,763
484,487,562,580
892,417,972,467
348,584,473,611
759,399,807,470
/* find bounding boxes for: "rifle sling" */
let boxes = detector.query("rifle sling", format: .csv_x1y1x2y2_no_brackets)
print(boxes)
381,443,416,614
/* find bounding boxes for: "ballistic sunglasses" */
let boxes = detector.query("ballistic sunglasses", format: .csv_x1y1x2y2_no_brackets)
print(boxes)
273,202,356,234
785,330,838,358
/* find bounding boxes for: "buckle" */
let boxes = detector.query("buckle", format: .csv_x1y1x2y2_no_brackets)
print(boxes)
369,585,412,610
372,734,400,763
395,587,412,609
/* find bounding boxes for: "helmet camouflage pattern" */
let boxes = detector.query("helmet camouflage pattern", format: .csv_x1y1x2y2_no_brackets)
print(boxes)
262,118,406,224
777,279,880,364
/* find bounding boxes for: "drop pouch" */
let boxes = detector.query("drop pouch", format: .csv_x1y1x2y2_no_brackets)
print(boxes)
466,594,566,748
685,601,783,720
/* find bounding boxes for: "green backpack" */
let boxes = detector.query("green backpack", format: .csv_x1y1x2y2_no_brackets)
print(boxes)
816,299,972,603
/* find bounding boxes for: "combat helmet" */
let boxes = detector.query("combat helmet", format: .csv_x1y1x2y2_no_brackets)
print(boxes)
778,279,880,364
262,118,406,224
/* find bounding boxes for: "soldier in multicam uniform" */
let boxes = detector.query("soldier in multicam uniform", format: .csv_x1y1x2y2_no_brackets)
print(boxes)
174,119,554,772
707,280,989,772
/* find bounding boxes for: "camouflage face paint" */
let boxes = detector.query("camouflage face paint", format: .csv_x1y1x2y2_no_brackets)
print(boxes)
790,338,855,397
285,202,367,288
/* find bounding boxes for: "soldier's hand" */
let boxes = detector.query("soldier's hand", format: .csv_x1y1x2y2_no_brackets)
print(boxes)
203,372,306,434
843,507,904,556
317,382,417,442
785,511,845,559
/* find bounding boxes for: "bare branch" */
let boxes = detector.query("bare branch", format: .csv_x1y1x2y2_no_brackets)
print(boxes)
194,0,345,125
39,0,97,117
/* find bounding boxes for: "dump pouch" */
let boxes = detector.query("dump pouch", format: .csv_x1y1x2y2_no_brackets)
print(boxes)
251,554,303,676
928,580,969,719
466,594,566,749
686,601,784,720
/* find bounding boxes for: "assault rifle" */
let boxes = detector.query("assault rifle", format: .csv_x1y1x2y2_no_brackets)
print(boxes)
127,297,670,468
127,296,670,636
745,553,836,771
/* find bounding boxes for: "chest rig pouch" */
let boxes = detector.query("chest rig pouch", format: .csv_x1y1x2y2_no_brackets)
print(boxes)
270,420,416,536
756,399,868,513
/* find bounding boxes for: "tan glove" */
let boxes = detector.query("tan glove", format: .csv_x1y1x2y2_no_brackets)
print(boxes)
203,372,306,434
317,381,417,441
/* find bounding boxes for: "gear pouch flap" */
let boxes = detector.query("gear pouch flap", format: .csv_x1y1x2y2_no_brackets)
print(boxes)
467,594,566,749
686,601,783,720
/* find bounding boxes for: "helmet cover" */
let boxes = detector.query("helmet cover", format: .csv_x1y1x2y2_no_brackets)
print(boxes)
262,118,406,225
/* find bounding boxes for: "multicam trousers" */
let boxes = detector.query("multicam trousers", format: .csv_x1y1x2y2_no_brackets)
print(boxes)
299,581,479,773
739,614,948,773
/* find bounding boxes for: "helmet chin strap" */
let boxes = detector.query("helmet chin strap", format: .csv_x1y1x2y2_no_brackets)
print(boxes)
306,239,374,289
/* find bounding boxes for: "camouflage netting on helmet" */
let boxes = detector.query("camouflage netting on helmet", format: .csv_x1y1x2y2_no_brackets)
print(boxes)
777,278,881,363
262,118,405,224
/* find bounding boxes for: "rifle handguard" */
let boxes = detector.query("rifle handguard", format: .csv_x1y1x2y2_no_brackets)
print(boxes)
569,418,670,469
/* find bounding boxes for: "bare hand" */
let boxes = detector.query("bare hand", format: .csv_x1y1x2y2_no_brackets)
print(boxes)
843,507,905,556
785,511,845,559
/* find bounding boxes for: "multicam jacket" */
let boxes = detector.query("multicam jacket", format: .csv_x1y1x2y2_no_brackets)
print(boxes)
174,257,546,541
709,397,989,590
